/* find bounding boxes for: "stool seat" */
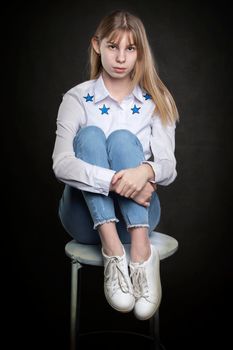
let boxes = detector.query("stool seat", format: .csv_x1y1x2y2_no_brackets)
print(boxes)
65,231,178,266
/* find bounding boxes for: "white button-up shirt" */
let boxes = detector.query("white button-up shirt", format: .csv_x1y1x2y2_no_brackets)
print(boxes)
52,74,177,196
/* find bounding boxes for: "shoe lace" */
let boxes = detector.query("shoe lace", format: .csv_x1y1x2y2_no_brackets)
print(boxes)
130,265,149,299
104,257,131,297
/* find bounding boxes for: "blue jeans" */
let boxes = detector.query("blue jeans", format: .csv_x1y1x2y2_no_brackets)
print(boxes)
59,126,161,244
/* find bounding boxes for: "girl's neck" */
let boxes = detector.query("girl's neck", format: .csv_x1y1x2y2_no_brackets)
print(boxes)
102,70,133,102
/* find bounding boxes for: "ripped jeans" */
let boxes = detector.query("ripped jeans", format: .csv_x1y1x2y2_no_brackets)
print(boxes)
59,126,161,244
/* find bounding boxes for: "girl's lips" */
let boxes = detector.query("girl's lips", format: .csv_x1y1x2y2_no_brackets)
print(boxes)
113,67,127,72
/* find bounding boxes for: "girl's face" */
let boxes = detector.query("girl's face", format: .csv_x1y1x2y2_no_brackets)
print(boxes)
92,31,137,80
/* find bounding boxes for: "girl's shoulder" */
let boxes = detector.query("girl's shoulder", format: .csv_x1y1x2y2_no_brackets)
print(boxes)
63,78,96,101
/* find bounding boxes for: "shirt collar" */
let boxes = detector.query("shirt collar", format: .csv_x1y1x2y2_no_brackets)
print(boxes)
94,74,109,103
132,84,144,103
93,74,144,104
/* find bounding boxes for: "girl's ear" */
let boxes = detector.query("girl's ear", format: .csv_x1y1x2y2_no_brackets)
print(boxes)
91,36,100,55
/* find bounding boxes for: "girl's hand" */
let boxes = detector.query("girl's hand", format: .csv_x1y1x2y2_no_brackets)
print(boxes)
110,165,153,198
131,182,157,207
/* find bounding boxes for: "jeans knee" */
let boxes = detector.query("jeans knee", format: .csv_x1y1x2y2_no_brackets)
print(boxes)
76,125,106,141
107,129,141,151
73,126,106,151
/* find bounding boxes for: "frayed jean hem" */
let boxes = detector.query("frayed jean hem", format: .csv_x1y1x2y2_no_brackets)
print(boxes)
94,218,119,230
127,224,149,231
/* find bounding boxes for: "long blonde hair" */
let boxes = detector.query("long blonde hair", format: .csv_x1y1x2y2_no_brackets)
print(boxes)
89,10,179,125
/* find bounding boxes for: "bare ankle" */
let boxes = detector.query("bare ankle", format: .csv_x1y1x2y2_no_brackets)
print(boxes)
102,246,124,257
130,245,151,263
129,227,151,262
98,222,124,257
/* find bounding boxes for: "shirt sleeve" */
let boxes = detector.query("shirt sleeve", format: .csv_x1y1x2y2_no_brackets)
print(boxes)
52,93,116,196
142,115,177,186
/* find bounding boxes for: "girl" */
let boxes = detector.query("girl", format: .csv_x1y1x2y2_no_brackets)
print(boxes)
52,10,179,320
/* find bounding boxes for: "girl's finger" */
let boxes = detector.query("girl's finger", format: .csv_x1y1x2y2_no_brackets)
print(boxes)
124,188,135,198
112,171,124,184
130,190,138,199
115,181,126,194
119,184,128,196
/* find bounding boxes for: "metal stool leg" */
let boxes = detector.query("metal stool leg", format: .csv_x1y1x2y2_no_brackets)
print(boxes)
70,259,82,350
149,309,160,350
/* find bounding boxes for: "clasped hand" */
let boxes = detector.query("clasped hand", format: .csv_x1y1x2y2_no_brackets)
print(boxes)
110,165,157,207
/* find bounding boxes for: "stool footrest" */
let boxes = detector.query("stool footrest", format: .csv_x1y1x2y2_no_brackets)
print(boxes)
80,329,154,339
78,330,166,349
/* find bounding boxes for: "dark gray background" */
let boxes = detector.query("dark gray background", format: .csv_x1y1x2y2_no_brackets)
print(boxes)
5,0,232,349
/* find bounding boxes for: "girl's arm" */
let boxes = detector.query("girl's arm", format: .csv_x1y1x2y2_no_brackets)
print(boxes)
109,115,177,201
52,93,115,196
142,115,177,185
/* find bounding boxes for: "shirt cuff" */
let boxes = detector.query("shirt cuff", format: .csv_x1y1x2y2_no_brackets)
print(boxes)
141,160,159,183
143,161,164,184
94,167,116,196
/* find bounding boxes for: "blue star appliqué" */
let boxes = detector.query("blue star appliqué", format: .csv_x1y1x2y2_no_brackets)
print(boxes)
131,104,141,114
143,93,152,100
83,93,94,102
99,104,110,115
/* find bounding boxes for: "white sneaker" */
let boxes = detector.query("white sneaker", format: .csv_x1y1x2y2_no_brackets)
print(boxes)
129,245,162,320
102,247,135,313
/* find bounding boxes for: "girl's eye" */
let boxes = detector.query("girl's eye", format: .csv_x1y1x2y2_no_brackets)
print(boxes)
107,44,136,51
108,44,117,50
128,46,136,51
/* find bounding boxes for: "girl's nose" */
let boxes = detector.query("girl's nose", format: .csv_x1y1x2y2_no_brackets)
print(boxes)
116,50,126,63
